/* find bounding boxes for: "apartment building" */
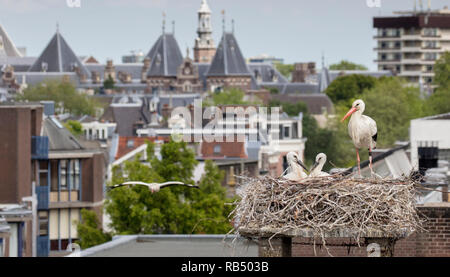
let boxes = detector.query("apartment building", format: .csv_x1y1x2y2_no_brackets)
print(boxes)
0,102,106,257
373,7,450,87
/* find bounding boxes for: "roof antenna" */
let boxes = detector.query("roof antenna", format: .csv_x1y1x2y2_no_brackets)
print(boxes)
172,20,175,35
162,12,166,35
56,22,60,33
232,19,235,34
414,0,417,14
418,0,423,11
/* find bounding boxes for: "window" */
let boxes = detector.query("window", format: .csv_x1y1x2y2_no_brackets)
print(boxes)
38,211,49,236
102,129,105,139
50,160,58,191
71,160,80,190
38,161,49,186
127,140,134,148
284,126,290,138
213,145,221,154
60,160,67,189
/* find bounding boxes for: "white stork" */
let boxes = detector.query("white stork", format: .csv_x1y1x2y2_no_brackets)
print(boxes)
282,152,308,181
341,99,377,177
309,153,331,177
109,181,199,193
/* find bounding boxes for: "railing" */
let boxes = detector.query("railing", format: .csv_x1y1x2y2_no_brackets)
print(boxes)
31,136,49,160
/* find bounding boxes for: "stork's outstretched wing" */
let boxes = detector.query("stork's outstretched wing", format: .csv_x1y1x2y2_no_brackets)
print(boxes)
159,181,199,189
108,181,199,191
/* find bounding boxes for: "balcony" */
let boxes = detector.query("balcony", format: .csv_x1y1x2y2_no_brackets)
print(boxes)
36,186,49,210
31,136,49,160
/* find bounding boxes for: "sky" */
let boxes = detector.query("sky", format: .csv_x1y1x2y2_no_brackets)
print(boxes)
0,0,449,70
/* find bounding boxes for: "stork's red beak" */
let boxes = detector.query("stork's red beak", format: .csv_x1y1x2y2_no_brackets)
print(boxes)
341,107,357,122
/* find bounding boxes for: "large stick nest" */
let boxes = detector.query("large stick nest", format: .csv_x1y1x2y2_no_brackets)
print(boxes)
231,175,425,245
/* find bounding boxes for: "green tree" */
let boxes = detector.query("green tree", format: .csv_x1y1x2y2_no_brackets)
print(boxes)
427,51,450,114
103,75,115,89
18,80,100,116
360,77,425,147
274,63,294,80
427,89,450,114
76,209,112,249
325,74,377,107
434,51,450,88
269,99,308,116
205,88,261,106
329,60,368,71
105,140,234,235
64,120,84,136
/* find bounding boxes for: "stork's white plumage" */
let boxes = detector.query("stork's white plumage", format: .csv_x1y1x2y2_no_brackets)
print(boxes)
341,99,378,176
282,152,308,181
309,153,331,177
109,181,199,193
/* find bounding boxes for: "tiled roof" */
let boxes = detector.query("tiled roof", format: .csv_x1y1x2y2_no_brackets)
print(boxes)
200,139,248,159
115,136,169,160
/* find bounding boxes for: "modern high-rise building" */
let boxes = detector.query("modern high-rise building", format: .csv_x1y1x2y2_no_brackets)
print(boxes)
373,6,450,87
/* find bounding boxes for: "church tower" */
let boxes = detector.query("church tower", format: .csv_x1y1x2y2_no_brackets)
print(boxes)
193,0,216,63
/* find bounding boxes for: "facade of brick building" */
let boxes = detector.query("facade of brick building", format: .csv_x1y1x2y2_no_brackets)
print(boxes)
290,204,450,257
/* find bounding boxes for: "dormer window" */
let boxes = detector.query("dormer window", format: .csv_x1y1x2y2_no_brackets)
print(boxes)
41,62,48,72
213,145,221,154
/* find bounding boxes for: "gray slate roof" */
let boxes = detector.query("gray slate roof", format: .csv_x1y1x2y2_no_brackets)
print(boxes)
146,33,183,77
0,24,22,58
206,32,251,77
43,116,83,151
271,93,334,115
28,31,90,76
262,82,320,94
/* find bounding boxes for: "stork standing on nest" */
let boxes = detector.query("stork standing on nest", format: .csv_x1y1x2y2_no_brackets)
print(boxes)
341,99,377,177
282,152,308,181
309,153,331,177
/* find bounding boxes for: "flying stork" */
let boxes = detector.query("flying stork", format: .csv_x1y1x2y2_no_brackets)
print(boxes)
341,99,377,177
109,181,199,193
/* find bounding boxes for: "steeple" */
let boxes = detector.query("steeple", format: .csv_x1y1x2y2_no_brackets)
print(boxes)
193,0,216,63
28,28,89,76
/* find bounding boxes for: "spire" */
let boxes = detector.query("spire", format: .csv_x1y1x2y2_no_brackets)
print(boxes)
186,47,190,59
56,22,60,33
162,12,166,34
221,10,226,33
28,29,89,75
172,20,175,35
198,0,211,13
232,19,235,34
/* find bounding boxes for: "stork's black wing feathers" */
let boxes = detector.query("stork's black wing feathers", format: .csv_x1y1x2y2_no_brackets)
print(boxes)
160,183,200,189
107,183,127,191
372,132,378,142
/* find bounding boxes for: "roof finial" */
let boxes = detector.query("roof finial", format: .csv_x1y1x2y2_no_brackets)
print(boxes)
172,20,175,35
186,46,190,58
321,51,325,68
162,11,166,34
221,9,226,33
414,0,417,14
56,22,60,33
232,19,235,34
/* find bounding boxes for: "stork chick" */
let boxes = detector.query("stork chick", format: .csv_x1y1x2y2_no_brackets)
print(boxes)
282,152,308,182
309,153,331,177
